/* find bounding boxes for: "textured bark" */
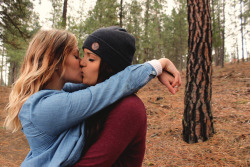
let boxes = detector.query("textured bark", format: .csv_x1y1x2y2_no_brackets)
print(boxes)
183,0,215,143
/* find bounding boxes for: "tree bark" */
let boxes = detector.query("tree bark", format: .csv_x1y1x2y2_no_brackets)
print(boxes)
183,0,215,143
119,0,123,27
10,61,17,84
62,0,68,29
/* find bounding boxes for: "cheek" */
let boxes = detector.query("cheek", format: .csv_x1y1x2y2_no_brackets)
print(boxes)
93,66,99,82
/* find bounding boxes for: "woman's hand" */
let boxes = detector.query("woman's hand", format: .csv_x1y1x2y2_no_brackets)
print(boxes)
158,58,182,94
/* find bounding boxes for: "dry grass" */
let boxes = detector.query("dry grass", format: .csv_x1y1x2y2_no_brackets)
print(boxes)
0,62,249,166
139,62,250,166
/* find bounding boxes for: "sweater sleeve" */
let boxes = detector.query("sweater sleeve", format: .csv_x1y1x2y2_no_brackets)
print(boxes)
30,62,156,136
62,83,88,92
73,95,147,167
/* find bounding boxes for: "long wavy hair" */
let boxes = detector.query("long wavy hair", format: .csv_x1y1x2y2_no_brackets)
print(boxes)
4,29,77,132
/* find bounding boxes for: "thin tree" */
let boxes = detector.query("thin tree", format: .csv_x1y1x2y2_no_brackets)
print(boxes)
83,0,119,34
211,0,222,67
237,38,240,63
240,0,245,62
123,0,143,63
183,0,215,143
0,0,39,84
62,0,68,29
143,0,150,62
221,0,225,67
119,0,123,27
50,0,63,28
1,46,4,85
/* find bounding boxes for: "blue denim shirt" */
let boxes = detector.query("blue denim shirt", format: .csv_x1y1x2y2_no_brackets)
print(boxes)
19,63,159,167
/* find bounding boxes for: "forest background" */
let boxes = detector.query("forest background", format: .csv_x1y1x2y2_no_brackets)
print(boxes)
0,0,250,166
0,0,249,85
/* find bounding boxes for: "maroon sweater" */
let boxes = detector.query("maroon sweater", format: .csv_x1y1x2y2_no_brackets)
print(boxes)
73,95,147,167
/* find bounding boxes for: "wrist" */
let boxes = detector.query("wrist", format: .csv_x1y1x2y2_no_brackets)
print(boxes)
159,58,170,70
147,60,162,76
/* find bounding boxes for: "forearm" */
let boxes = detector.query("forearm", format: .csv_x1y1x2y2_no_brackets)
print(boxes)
62,83,88,92
31,61,161,135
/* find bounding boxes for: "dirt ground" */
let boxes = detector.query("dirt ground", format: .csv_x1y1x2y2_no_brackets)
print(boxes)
0,62,249,167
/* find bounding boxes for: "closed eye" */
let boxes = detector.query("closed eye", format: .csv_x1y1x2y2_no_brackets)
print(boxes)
89,58,95,62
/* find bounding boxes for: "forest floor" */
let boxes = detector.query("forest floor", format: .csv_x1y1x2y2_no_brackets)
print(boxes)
0,61,249,167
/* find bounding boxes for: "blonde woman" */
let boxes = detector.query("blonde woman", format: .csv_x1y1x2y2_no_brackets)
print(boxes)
4,29,181,167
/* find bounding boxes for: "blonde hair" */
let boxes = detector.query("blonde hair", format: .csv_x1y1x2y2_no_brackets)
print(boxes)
4,29,77,132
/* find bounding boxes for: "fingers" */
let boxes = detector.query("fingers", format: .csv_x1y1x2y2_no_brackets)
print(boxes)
172,72,182,88
157,58,182,94
158,72,177,94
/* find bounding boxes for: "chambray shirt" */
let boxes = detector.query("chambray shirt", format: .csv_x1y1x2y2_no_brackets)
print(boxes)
19,63,159,167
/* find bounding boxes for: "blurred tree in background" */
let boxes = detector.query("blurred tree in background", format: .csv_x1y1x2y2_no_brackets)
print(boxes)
0,0,40,84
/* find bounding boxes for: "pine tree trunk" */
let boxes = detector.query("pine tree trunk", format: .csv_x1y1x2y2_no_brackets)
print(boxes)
10,61,17,84
240,0,245,62
211,0,218,66
221,0,225,67
143,0,150,61
1,50,3,85
237,41,240,63
183,0,215,143
119,0,123,27
245,36,248,61
62,0,68,29
214,48,219,66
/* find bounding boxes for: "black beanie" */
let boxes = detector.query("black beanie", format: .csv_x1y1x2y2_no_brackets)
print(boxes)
82,26,136,72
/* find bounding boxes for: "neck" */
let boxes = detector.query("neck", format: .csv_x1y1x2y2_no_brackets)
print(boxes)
44,72,65,90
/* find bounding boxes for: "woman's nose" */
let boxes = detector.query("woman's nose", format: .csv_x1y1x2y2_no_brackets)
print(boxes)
80,58,86,67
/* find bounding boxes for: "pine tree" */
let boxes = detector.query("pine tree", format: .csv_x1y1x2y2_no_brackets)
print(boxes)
123,0,143,63
161,0,188,70
211,0,224,66
119,0,124,27
171,0,188,70
141,0,166,61
62,0,68,29
49,0,63,28
67,0,86,56
83,0,119,34
0,0,40,84
183,0,215,143
240,0,245,62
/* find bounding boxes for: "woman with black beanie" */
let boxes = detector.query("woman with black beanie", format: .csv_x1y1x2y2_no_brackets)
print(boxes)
74,26,181,167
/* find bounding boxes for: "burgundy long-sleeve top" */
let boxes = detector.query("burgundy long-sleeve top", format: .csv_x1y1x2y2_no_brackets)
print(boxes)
74,95,147,167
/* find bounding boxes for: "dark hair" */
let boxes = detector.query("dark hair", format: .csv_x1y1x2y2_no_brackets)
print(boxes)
82,60,119,156
97,60,116,83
